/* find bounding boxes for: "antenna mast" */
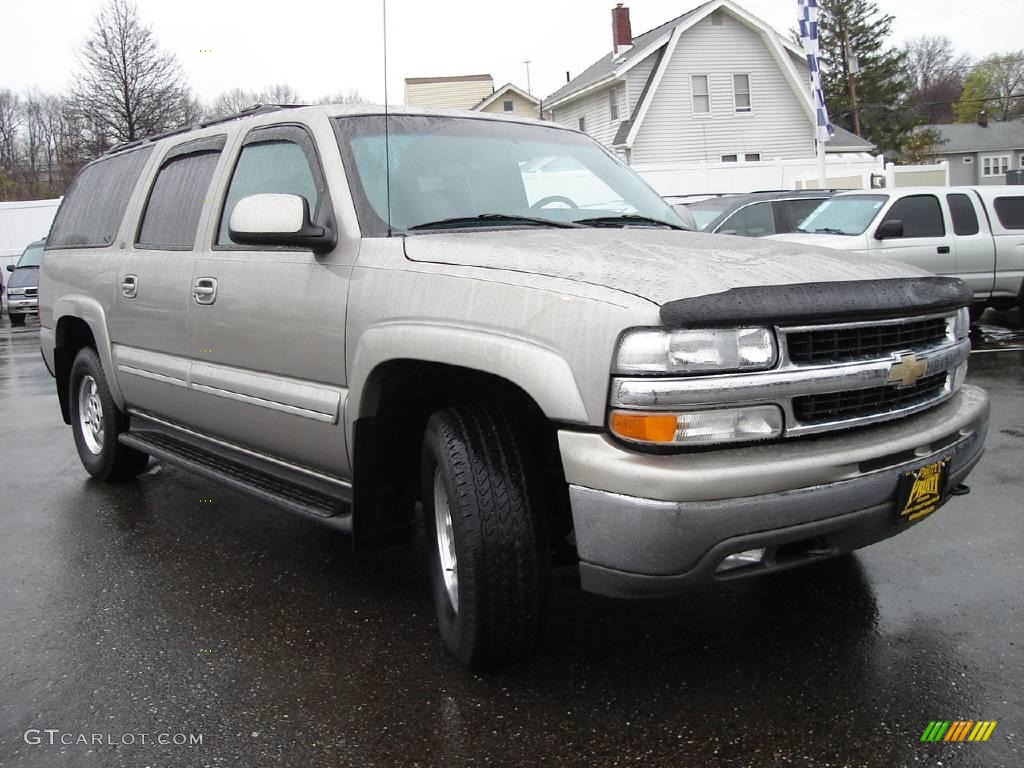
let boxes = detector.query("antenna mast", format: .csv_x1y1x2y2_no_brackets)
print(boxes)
383,0,393,236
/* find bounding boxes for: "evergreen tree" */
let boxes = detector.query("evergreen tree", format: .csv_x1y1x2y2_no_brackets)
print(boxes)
817,0,911,155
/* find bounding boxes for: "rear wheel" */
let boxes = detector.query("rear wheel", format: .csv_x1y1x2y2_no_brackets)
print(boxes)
69,347,149,481
421,405,550,667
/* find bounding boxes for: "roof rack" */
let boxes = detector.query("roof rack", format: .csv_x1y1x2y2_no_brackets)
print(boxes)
107,103,307,155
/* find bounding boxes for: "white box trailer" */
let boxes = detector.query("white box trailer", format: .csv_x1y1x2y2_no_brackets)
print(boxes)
0,198,61,271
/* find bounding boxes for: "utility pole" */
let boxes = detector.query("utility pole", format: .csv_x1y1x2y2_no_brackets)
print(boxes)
842,27,862,136
522,60,532,94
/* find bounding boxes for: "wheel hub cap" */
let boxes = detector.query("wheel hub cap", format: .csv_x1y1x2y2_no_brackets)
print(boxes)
433,467,459,613
78,375,104,455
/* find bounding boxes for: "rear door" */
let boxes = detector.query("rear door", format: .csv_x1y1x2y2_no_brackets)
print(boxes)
188,122,351,477
867,193,956,277
109,135,228,423
946,191,995,300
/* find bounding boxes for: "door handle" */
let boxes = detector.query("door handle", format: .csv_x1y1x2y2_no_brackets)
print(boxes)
193,277,218,305
937,246,950,254
120,274,138,299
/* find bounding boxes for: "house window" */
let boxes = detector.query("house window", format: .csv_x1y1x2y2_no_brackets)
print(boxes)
578,117,586,133
981,155,1009,177
733,74,751,113
691,75,710,115
502,100,514,112
745,153,761,162
1020,153,1024,168
721,154,738,162
609,90,619,121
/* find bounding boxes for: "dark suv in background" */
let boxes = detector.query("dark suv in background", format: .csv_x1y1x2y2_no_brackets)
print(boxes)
676,190,835,237
6,238,43,325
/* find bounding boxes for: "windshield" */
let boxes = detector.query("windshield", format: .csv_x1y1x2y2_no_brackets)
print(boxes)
796,195,887,236
333,115,683,235
16,242,44,268
686,199,735,230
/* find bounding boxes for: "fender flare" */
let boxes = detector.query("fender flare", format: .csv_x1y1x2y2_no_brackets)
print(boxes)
52,295,126,410
347,322,590,438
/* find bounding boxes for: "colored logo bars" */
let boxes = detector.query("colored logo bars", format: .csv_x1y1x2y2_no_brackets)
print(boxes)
797,0,834,143
920,721,998,742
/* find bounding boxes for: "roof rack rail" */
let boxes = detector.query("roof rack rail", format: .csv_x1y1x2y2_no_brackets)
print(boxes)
107,103,307,155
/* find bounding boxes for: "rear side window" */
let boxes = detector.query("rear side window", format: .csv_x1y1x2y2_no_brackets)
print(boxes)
217,140,319,246
719,202,775,236
48,147,153,248
946,193,980,236
774,198,825,233
138,137,225,250
993,196,1024,229
881,195,945,238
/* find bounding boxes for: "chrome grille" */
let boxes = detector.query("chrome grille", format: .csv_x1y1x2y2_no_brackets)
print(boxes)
793,372,948,424
785,316,947,364
24,287,38,297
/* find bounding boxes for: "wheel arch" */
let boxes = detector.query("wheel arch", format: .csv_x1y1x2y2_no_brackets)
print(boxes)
346,328,579,552
52,297,123,424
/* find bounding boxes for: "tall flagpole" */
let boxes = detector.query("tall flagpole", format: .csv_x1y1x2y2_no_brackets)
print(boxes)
798,0,833,188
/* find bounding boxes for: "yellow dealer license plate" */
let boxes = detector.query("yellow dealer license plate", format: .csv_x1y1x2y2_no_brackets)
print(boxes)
897,457,951,523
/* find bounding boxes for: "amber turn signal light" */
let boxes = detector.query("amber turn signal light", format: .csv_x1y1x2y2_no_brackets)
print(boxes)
609,411,679,444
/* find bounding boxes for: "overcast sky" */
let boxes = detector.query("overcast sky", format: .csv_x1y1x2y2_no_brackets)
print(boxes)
3,0,1021,106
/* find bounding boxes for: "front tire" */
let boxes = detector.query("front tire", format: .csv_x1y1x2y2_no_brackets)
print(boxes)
69,347,149,481
421,405,550,667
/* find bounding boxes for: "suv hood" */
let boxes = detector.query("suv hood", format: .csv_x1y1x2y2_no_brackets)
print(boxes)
6,266,38,290
403,229,923,305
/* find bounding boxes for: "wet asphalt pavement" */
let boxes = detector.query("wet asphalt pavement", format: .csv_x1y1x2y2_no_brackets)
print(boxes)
0,311,1022,768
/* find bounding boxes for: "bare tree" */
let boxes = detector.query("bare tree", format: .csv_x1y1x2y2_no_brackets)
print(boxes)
315,89,369,105
71,0,198,144
0,90,21,177
206,84,306,120
902,35,970,124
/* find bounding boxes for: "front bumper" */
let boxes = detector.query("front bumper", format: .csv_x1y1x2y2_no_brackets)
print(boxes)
560,385,989,598
7,296,38,316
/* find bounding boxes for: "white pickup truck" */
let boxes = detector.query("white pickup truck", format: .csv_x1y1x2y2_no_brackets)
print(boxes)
769,186,1024,316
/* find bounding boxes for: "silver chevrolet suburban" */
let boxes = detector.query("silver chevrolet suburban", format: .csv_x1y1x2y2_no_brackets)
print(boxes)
39,104,989,667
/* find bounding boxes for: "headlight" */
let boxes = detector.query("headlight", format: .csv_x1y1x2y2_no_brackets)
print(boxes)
615,327,776,375
953,307,970,339
7,288,25,297
610,405,784,447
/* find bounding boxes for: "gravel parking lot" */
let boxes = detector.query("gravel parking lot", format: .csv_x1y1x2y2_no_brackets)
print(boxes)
1,311,1021,768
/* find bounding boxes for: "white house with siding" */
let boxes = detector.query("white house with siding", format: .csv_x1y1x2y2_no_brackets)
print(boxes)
545,1,877,190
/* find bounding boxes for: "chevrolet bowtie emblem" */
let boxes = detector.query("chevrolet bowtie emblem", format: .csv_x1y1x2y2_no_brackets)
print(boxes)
888,351,928,388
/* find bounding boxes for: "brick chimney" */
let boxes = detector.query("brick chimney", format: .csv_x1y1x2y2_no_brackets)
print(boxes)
612,4,633,56
977,110,989,127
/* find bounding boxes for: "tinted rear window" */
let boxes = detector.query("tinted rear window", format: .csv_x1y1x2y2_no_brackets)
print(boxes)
138,150,221,249
993,196,1024,229
946,193,979,236
48,147,153,248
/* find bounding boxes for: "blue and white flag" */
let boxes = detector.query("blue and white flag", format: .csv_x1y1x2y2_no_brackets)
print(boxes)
798,0,834,143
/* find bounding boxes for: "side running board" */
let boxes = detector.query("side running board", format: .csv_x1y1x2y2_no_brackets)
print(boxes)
119,418,352,532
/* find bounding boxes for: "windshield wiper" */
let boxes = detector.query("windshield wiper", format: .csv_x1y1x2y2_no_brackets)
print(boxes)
408,214,583,231
572,214,687,230
813,227,848,235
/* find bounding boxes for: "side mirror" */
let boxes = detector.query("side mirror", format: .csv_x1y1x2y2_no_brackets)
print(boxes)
228,193,336,254
5,265,13,272
875,219,904,240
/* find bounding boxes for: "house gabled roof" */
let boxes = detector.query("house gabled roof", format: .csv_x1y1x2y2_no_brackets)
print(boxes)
826,125,876,152
474,82,541,111
545,0,806,109
922,118,1024,154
